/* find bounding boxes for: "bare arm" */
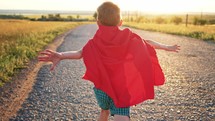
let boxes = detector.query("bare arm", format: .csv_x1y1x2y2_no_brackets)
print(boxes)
38,49,82,71
60,50,82,60
144,39,180,52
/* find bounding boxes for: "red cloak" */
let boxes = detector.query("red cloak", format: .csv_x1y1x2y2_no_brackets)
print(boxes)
82,25,165,108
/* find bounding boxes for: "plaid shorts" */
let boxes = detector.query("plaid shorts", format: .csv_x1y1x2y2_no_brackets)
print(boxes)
93,87,130,116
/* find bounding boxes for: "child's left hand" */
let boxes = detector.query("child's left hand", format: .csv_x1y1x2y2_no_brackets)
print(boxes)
165,45,180,52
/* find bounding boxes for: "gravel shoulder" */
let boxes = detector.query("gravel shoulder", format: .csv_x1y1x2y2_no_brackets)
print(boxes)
1,24,215,121
0,28,77,121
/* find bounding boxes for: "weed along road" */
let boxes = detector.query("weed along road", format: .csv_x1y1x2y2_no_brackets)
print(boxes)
11,24,215,120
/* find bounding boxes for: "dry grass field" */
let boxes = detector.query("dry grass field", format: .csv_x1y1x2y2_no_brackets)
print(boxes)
0,19,86,86
123,22,215,41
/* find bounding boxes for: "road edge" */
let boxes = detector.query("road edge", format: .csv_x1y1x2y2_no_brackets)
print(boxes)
0,28,76,121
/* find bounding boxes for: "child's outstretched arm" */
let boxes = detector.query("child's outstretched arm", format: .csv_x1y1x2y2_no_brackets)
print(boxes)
144,39,180,52
38,49,82,71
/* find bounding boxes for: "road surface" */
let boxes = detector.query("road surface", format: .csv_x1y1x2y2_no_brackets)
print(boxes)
11,24,215,120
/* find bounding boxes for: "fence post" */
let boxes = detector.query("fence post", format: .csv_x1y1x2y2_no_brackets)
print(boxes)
186,14,188,27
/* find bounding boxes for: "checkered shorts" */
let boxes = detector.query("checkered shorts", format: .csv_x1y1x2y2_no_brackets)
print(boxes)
93,87,130,116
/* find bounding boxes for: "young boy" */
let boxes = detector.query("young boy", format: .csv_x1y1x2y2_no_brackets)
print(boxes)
38,2,180,121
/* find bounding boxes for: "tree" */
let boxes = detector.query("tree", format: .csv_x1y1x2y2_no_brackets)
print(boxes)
67,16,73,21
55,14,61,21
40,15,47,21
93,12,97,20
76,14,80,19
48,14,54,21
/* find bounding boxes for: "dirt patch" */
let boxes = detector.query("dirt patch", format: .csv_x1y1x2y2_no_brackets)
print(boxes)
0,29,74,121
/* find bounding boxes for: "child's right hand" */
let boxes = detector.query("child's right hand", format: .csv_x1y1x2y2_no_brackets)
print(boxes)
38,49,62,71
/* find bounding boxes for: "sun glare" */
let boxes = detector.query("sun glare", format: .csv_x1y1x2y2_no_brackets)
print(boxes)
111,0,212,14
0,0,214,14
110,0,180,13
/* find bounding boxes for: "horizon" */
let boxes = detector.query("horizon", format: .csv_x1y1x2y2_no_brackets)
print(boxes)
0,0,215,14
1,9,215,16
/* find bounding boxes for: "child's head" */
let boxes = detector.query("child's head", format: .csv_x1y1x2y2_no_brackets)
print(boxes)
97,2,121,26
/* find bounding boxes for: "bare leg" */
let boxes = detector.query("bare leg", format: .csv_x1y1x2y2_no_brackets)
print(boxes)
114,115,130,121
98,109,110,121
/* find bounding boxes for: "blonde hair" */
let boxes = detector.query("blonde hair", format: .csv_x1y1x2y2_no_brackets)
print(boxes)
97,2,121,26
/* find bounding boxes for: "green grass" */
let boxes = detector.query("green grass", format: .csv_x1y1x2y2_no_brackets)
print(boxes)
0,20,88,86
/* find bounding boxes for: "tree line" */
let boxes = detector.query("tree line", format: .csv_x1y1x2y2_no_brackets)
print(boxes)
0,14,89,22
93,12,215,25
1,13,215,25
123,15,215,25
36,14,89,21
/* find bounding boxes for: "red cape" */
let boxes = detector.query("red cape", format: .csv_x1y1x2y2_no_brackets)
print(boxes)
82,25,165,108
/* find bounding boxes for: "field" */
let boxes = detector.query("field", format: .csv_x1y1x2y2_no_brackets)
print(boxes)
122,13,215,41
123,22,215,41
0,19,86,86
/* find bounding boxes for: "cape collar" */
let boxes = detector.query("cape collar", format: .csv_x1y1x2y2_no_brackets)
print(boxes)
98,25,119,32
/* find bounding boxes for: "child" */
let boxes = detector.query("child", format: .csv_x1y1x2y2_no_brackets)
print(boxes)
38,2,180,121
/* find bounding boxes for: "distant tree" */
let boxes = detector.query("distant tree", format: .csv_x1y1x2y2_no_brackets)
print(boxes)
55,14,61,21
40,15,47,21
48,14,54,21
46,14,62,21
67,16,74,21
93,12,97,20
55,14,61,18
76,14,80,19
171,16,182,25
208,19,215,24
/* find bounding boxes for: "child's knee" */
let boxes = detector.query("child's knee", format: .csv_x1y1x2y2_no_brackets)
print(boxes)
101,109,110,115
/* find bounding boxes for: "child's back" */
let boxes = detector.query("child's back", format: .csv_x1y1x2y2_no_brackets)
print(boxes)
82,24,165,108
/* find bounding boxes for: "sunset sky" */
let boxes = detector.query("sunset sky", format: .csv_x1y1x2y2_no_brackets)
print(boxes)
0,0,214,14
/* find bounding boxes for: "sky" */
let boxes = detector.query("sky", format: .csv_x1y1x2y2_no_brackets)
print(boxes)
0,0,215,14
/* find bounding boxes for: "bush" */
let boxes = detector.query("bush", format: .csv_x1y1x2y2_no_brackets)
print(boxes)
208,19,215,24
189,31,204,39
135,16,150,23
171,16,182,25
193,17,207,25
155,17,166,24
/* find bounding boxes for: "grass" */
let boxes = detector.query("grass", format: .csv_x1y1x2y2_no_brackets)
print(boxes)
123,22,215,42
0,19,87,86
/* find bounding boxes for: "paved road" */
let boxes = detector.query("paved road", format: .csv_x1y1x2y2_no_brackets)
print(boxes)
11,24,215,121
